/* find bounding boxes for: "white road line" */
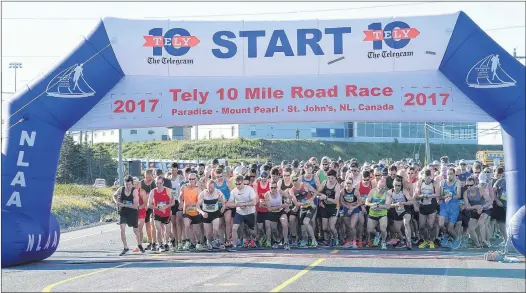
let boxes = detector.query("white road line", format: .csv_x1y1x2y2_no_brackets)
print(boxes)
60,228,119,242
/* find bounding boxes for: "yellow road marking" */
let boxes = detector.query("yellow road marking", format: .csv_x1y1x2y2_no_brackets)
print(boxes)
269,258,325,292
331,250,339,254
42,263,129,292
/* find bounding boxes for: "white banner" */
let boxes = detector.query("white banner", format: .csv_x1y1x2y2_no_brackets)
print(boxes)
102,13,459,77
71,71,493,130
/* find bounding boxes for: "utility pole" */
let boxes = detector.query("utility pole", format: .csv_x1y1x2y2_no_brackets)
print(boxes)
513,48,525,60
9,62,23,92
118,129,124,186
424,122,431,165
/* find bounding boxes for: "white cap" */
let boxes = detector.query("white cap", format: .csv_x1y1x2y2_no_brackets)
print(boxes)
478,171,488,184
459,159,466,165
432,160,440,165
234,166,244,176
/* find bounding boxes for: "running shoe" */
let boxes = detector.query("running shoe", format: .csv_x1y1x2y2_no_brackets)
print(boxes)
441,235,449,247
138,244,145,253
284,243,291,250
451,238,462,250
132,247,139,252
429,241,435,249
309,239,318,248
249,240,256,248
367,240,374,247
433,239,441,248
373,235,381,247
418,240,428,249
291,239,298,247
406,242,412,250
145,243,152,251
272,243,279,249
357,240,363,248
351,240,358,249
189,243,196,251
342,241,352,248
381,242,387,250
228,246,238,252
164,244,169,251
265,241,272,248
299,240,308,248
119,248,129,256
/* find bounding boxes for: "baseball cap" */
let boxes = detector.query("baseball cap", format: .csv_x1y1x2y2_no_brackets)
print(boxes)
432,160,440,166
459,159,466,165
260,171,269,178
381,168,388,176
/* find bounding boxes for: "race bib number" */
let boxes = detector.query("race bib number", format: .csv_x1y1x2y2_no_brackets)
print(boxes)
422,194,432,205
123,200,133,205
158,201,167,207
186,205,197,213
344,194,354,202
396,205,405,214
204,204,217,212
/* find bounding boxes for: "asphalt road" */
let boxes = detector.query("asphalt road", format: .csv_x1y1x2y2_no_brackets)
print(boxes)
2,223,525,292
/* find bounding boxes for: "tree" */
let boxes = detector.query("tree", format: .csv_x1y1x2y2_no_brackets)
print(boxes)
56,134,76,184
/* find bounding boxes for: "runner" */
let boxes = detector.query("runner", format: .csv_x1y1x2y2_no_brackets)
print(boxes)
438,167,462,249
197,179,225,250
387,177,414,250
464,176,493,248
180,173,203,251
386,165,397,190
114,176,143,255
254,171,271,247
492,167,507,246
264,181,291,250
148,176,173,252
457,160,471,187
140,169,156,250
354,170,373,247
278,167,297,246
227,175,257,251
289,173,320,248
340,178,362,248
415,169,440,249
215,168,233,247
365,178,391,249
318,169,341,247
168,163,183,251
133,178,148,253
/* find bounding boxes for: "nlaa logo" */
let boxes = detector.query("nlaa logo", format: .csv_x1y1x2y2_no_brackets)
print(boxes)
363,21,420,50
143,28,200,56
466,54,516,88
46,63,95,98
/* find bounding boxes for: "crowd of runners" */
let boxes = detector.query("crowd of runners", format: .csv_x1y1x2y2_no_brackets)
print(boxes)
113,156,507,255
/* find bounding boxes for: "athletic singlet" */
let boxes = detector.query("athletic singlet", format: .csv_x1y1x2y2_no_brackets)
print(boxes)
153,187,171,217
256,180,270,212
322,182,337,209
390,189,407,215
342,188,357,204
293,184,313,209
215,180,231,200
120,187,136,210
443,179,458,203
420,180,436,206
280,180,293,191
182,186,199,216
302,175,317,189
359,181,372,203
369,189,388,217
171,178,181,201
141,180,155,195
467,189,486,209
268,192,283,212
319,170,328,183
202,190,220,213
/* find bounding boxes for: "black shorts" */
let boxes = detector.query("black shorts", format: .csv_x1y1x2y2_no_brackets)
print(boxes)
457,209,470,228
202,210,222,224
183,213,203,225
257,211,268,224
388,207,411,221
368,215,387,222
322,207,338,218
266,210,286,222
119,209,139,228
492,204,506,223
154,214,171,225
234,212,255,230
470,209,492,220
300,207,315,223
171,200,180,215
316,206,325,219
223,207,236,216
145,208,153,223
419,203,438,216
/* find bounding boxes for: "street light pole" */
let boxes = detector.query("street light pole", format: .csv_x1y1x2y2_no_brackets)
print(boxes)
8,62,23,92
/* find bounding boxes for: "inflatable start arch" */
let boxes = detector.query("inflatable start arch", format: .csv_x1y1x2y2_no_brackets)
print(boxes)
2,11,525,267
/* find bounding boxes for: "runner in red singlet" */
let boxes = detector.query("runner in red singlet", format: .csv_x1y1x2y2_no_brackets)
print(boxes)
149,176,173,252
354,170,373,247
254,171,270,246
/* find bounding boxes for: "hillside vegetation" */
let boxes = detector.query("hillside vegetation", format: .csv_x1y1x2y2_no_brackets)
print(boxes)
96,138,503,163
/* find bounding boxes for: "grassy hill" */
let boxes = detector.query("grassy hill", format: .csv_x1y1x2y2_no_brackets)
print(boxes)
95,138,503,164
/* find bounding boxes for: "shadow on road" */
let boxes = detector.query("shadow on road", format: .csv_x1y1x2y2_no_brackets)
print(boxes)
6,260,525,279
